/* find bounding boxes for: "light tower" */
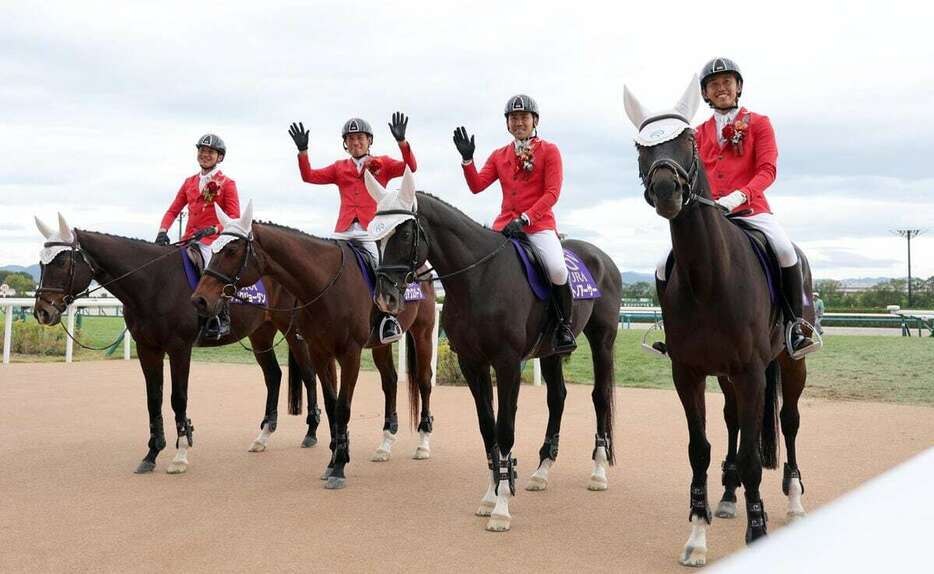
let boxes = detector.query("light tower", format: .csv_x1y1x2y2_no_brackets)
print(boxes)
892,229,927,307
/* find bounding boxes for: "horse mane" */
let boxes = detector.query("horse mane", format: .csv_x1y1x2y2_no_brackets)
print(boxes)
252,220,329,241
416,192,494,234
76,229,154,245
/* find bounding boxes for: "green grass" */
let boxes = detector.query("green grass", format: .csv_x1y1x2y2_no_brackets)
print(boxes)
8,315,934,405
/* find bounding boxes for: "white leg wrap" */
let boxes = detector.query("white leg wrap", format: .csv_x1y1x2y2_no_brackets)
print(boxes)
526,458,554,491
249,426,275,452
588,446,609,491
486,480,513,532
679,515,709,567
370,430,397,462
476,477,497,517
167,438,191,475
413,431,431,460
786,477,806,520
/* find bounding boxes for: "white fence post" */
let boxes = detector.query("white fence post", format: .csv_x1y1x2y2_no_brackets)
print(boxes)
430,304,441,387
123,326,131,360
397,335,407,377
3,304,12,364
533,358,542,386
65,304,76,363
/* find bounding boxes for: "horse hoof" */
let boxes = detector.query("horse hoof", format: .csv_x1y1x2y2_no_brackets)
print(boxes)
248,441,267,453
134,461,156,474
370,449,391,462
166,462,188,475
587,475,608,491
301,435,318,448
525,475,548,491
716,500,737,518
679,545,707,567
325,477,346,490
413,447,430,460
476,501,495,517
320,467,333,480
486,513,511,532
786,510,806,522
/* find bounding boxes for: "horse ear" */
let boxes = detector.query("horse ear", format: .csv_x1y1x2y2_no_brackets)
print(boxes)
363,169,387,203
623,85,650,130
674,75,701,123
35,216,54,239
240,199,254,229
57,213,74,242
399,166,416,209
214,202,235,229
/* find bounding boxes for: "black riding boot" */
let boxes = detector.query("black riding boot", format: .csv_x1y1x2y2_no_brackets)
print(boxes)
204,304,231,340
552,282,577,354
369,311,403,345
781,263,816,358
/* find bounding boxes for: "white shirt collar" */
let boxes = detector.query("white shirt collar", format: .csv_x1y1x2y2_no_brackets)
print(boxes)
198,166,220,189
714,108,740,145
351,155,369,172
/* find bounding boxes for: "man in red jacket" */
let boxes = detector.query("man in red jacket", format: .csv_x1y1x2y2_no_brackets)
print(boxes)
288,113,416,344
158,133,240,338
453,95,576,353
693,57,815,357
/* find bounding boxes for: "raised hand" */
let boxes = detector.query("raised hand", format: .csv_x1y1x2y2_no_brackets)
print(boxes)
288,122,309,152
453,126,475,162
389,112,408,142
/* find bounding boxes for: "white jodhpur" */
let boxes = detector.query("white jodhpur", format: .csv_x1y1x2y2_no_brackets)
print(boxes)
371,430,397,462
413,431,431,460
526,458,554,491
786,476,807,521
588,446,609,491
248,425,275,452
679,515,709,567
167,436,191,475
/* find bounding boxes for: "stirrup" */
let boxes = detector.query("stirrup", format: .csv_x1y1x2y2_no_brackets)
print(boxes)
203,315,230,341
641,320,668,358
785,319,822,360
553,324,577,354
379,316,404,345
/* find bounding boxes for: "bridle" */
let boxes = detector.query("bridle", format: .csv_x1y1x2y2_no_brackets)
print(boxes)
373,209,511,293
36,238,95,312
639,131,724,216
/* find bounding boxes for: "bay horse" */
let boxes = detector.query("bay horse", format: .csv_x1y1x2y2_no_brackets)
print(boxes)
624,78,810,566
190,201,437,490
32,214,321,475
364,168,622,532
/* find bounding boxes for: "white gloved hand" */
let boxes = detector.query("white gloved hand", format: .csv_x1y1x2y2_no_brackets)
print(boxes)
716,190,748,212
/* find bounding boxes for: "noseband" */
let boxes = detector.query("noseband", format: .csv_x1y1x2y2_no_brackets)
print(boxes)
640,136,723,215
37,238,95,310
203,231,256,299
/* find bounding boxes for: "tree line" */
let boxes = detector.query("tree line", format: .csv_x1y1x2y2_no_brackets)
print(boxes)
0,271,36,294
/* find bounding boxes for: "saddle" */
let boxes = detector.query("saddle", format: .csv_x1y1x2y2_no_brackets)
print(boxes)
180,248,268,306
186,244,205,275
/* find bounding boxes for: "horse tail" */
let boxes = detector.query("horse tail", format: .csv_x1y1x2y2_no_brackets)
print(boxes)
760,360,781,469
606,373,617,466
406,331,420,430
287,348,303,416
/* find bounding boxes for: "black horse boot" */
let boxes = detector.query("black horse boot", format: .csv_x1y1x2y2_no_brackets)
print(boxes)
552,282,577,354
781,263,816,359
204,303,231,340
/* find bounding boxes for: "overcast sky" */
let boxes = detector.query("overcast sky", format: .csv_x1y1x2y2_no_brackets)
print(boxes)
2,0,932,279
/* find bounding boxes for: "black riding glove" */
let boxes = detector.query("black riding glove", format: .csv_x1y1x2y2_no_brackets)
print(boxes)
453,126,475,162
389,112,408,142
288,122,309,152
155,231,170,246
501,217,526,238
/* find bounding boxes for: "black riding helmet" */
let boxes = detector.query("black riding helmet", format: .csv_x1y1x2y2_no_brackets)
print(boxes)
504,94,539,118
196,133,226,157
699,58,743,105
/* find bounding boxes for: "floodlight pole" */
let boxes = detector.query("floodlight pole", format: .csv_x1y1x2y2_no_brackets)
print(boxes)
893,229,927,307
178,211,187,242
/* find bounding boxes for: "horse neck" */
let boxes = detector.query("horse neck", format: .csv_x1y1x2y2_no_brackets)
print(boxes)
668,181,735,298
252,224,342,299
76,231,172,306
418,195,504,297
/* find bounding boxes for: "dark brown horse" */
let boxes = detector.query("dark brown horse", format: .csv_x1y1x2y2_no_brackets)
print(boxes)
364,169,622,532
625,80,810,566
32,214,321,475
190,203,437,490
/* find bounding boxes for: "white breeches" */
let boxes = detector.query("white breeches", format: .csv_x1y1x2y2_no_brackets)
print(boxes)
655,213,798,281
528,230,569,285
196,241,213,267
332,222,378,261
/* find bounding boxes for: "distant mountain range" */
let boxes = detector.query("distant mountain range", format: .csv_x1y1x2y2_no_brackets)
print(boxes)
0,264,41,281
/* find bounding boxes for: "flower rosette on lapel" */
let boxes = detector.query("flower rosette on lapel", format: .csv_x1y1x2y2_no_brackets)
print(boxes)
202,173,226,204
722,114,750,156
512,139,536,180
363,157,383,178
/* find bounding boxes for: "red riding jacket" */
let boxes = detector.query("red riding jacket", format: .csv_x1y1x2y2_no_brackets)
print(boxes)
462,137,562,233
159,170,240,245
695,108,777,216
297,142,417,232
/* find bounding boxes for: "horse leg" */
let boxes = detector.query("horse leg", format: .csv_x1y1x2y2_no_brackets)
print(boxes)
779,352,807,521
585,321,616,492
247,325,282,453
458,356,497,517
369,345,399,462
324,348,362,490
672,362,712,567
134,345,166,474
526,355,565,492
733,367,769,544
487,359,523,532
287,336,320,448
313,355,339,480
166,346,194,475
411,329,434,460
715,376,741,518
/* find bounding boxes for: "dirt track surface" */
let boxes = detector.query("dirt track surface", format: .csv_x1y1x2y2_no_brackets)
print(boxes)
1,361,932,573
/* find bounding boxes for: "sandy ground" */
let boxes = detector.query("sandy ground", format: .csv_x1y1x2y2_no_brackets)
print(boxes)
1,361,932,574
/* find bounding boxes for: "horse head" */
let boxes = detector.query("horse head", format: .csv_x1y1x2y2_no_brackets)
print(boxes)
364,167,425,315
190,200,258,318
33,213,95,325
624,76,702,220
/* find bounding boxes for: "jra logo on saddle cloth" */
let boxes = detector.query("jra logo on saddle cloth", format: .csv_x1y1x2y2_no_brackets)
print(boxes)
180,248,267,305
510,239,602,301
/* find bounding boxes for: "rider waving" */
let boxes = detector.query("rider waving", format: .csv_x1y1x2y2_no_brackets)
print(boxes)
695,58,816,357
158,133,240,338
453,95,576,354
288,114,417,344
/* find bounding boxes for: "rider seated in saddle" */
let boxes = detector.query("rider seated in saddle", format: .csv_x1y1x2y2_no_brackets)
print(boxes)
287,113,417,345
660,58,816,357
157,133,240,339
453,94,577,354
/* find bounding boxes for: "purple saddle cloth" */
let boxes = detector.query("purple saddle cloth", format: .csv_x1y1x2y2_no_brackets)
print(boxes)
181,248,268,306
510,239,602,301
347,242,424,302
